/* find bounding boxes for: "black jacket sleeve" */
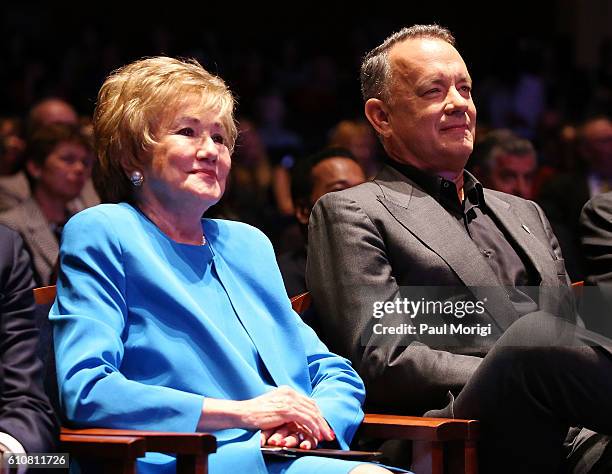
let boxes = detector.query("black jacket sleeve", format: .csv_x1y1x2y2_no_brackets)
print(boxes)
0,225,58,452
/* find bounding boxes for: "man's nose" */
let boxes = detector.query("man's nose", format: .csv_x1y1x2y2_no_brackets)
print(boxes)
444,87,469,114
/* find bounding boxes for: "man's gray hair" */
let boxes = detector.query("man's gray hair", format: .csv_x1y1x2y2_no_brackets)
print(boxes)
360,24,455,103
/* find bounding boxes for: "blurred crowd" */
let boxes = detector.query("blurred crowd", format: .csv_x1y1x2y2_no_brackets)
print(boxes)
1,10,611,289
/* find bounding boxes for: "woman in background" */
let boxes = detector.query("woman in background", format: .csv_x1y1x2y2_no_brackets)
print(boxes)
0,123,93,285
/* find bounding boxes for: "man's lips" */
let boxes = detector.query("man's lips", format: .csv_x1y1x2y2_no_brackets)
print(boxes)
440,123,469,132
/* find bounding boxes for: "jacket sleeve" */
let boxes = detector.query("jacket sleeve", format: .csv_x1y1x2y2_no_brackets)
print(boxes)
580,192,612,285
294,315,365,449
50,210,204,432
246,224,366,449
0,227,58,452
306,192,481,415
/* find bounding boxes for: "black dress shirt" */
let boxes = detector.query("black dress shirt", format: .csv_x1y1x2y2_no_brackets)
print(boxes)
387,159,539,316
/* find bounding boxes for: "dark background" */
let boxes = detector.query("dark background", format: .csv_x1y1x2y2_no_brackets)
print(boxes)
2,2,610,151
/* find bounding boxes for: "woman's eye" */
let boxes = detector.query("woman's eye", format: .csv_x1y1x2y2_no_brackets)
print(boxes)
212,134,226,145
60,156,77,165
177,127,195,137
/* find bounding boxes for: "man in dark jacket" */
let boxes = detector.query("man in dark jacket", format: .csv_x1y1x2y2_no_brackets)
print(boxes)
0,224,58,464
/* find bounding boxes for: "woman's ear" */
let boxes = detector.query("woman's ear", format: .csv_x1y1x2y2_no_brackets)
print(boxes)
364,98,392,138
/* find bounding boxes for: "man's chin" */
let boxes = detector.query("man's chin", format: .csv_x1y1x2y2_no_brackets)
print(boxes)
440,146,472,169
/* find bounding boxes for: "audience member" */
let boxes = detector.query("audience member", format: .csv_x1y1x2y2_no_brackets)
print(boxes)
468,129,537,200
0,224,58,468
0,98,99,213
277,147,365,297
307,24,612,473
210,119,275,224
0,124,94,285
581,190,612,285
0,118,26,176
257,91,303,155
539,115,612,280
579,191,612,338
27,98,78,135
256,91,303,217
329,120,381,179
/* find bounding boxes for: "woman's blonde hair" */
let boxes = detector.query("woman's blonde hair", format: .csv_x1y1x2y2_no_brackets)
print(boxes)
93,56,237,203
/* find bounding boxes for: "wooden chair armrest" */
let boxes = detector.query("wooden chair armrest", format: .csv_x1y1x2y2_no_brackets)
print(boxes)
359,414,479,442
290,292,312,314
61,428,217,455
60,433,146,459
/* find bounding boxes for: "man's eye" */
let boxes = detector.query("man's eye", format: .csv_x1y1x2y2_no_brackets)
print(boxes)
425,88,441,96
177,128,195,137
460,85,472,94
212,134,226,145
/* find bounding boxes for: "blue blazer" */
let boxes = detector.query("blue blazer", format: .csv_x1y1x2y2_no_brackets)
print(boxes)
50,203,365,474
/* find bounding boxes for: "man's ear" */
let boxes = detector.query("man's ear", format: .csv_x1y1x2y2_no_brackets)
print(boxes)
26,160,42,179
295,201,311,226
364,98,392,138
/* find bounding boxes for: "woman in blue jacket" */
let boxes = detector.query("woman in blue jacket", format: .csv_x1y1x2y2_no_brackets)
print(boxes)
50,56,392,474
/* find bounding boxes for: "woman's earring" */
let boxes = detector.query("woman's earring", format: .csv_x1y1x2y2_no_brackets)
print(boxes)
130,170,144,187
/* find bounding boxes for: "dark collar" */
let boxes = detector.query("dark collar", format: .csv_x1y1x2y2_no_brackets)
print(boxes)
385,158,486,213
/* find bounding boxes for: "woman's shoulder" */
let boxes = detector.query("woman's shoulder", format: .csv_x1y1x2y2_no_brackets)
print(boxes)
61,203,146,257
205,218,269,240
66,203,138,227
204,218,273,252
64,203,145,246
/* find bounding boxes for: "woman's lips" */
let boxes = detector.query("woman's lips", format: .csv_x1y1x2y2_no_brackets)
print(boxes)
191,169,216,178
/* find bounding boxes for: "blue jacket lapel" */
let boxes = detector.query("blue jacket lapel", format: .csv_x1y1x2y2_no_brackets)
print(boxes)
209,255,304,390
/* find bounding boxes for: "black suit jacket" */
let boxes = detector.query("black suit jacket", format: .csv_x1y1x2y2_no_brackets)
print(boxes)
307,165,571,415
581,191,612,285
579,191,612,336
0,224,58,452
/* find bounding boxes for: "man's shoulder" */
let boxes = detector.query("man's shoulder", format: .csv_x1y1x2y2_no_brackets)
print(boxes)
318,166,410,208
583,191,612,216
314,181,386,221
0,223,20,263
329,180,382,200
0,224,33,295
484,188,539,210
0,222,19,242
484,189,553,236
